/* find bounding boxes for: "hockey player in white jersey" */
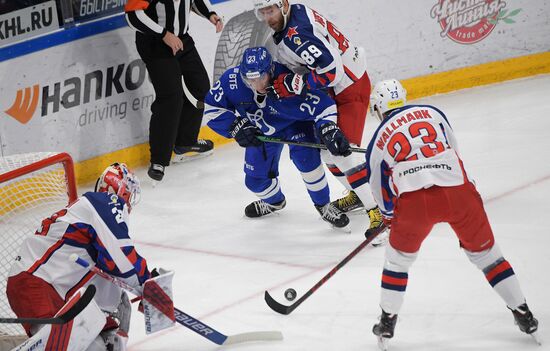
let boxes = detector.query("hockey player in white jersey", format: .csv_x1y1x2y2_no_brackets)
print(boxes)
253,0,378,217
253,0,388,244
365,80,539,349
6,163,165,351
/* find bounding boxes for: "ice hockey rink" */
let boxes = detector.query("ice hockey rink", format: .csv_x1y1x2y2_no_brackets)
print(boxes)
101,74,550,351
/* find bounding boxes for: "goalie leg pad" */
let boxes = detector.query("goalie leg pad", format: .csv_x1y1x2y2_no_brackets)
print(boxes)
12,287,105,351
143,269,176,334
110,291,131,334
85,330,128,351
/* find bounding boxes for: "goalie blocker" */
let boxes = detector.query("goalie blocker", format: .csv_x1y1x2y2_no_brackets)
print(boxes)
141,268,176,334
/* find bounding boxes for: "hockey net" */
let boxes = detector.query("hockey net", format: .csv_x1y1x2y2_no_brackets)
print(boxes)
0,152,77,347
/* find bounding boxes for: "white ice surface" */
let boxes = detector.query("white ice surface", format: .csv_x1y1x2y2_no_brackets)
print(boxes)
121,75,550,350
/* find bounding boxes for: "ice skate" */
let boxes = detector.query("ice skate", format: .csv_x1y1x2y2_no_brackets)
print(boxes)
245,199,286,218
510,303,541,344
172,139,214,163
315,203,350,231
148,163,165,186
330,190,364,213
373,310,397,351
366,206,389,247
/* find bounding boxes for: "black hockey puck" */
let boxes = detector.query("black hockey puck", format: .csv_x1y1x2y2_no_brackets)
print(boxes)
284,288,297,301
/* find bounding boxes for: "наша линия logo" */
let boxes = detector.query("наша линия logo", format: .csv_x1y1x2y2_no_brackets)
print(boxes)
431,0,521,44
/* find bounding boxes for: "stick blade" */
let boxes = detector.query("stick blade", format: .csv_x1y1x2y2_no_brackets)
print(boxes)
222,331,284,345
57,284,96,323
264,291,293,315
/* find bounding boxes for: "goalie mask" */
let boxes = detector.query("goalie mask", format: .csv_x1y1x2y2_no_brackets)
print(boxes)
239,47,273,93
370,79,407,121
95,163,141,211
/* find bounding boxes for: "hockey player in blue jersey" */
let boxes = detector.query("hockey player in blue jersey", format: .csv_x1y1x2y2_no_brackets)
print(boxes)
204,47,350,228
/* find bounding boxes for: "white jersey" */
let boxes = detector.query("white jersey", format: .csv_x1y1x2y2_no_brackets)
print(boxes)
270,4,367,95
9,192,150,312
365,104,471,217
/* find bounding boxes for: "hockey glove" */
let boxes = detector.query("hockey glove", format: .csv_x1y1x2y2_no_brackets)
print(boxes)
267,73,307,99
318,122,351,157
230,117,263,147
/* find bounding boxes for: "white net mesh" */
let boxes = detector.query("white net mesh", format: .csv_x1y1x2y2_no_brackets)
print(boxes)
0,152,75,337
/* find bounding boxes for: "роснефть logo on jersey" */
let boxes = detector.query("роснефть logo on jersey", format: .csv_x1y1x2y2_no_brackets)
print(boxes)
430,0,521,44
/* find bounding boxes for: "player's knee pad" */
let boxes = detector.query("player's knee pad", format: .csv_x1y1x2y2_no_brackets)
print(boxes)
245,175,280,196
290,145,322,168
384,244,418,272
464,243,503,271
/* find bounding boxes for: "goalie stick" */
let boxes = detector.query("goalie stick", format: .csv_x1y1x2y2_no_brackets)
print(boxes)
264,225,385,315
69,255,283,346
257,136,367,153
0,284,96,325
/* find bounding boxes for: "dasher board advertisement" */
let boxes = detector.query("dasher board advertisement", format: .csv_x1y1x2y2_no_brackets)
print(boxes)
0,1,59,47
0,28,153,161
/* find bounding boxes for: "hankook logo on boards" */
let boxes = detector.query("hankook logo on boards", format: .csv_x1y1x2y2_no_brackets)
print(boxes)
4,59,147,124
430,0,521,44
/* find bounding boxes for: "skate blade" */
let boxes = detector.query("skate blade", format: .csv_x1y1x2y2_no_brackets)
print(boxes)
377,336,390,351
150,179,159,188
531,331,542,345
370,230,389,247
172,150,213,164
244,211,282,219
344,207,367,215
330,222,352,234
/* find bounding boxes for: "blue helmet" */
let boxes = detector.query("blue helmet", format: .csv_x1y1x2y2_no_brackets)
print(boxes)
239,47,273,82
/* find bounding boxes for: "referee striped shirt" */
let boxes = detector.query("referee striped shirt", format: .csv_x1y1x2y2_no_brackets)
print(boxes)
125,0,216,38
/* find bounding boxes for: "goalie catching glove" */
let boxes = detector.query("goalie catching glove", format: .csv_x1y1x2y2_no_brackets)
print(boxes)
267,73,307,99
318,122,351,157
230,117,263,147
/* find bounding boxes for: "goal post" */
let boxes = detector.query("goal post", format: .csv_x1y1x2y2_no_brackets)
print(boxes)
0,152,78,345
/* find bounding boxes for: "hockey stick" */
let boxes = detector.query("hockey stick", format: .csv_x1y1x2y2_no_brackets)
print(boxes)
257,136,367,153
264,225,385,315
0,284,96,325
69,255,283,346
181,76,204,109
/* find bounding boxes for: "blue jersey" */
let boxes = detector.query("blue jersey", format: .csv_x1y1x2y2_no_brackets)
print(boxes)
204,62,338,137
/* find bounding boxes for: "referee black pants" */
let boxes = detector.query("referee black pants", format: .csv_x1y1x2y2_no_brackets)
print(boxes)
136,33,210,166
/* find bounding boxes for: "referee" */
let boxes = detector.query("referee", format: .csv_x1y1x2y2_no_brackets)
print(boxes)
125,0,223,181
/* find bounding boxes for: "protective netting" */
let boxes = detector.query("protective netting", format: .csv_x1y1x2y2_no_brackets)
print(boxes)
0,152,75,337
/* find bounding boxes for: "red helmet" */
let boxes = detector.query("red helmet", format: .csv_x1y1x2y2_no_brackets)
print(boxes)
95,163,141,210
